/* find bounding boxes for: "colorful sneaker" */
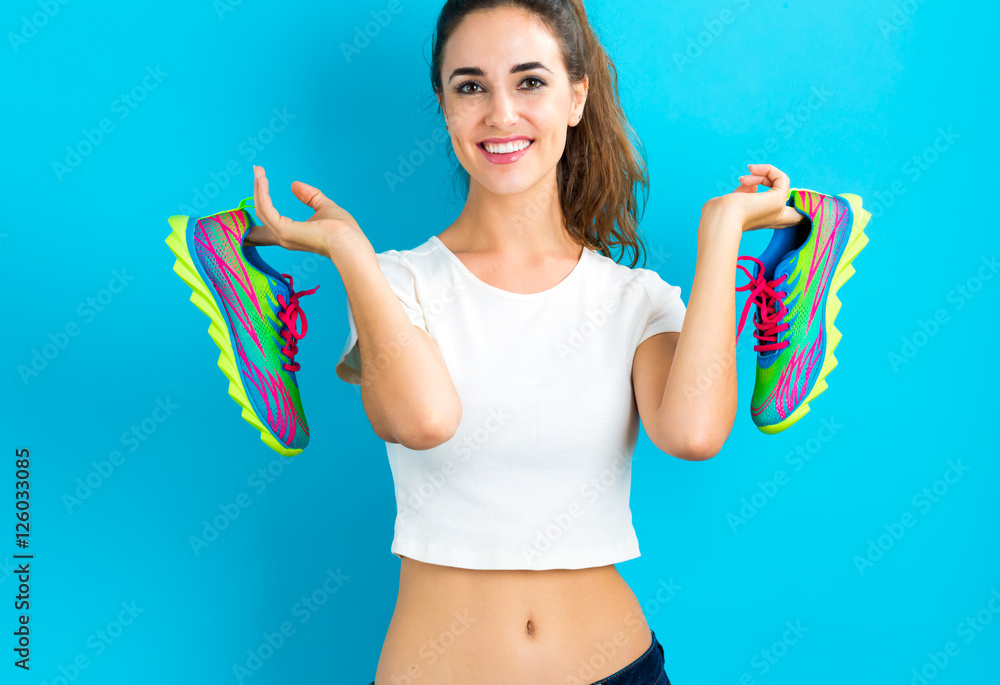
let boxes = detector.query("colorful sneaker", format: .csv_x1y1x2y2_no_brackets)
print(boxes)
735,188,870,434
165,197,319,456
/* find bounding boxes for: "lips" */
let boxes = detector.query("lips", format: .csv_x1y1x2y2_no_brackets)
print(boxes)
477,139,534,164
478,139,534,151
478,135,534,144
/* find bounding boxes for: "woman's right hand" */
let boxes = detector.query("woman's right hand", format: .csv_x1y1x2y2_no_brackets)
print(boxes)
706,163,806,233
245,165,363,258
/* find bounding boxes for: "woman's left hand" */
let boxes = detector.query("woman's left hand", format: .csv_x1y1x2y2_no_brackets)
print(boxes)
710,163,807,233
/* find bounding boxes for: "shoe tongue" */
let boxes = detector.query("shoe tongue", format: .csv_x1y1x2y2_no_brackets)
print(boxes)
270,275,293,309
757,257,794,358
774,253,795,288
753,192,813,358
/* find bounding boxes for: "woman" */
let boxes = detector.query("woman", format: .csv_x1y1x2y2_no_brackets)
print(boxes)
246,1,806,682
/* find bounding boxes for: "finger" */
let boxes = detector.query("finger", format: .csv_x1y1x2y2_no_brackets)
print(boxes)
766,206,809,230
734,174,760,193
744,172,774,189
243,223,279,247
253,166,285,233
738,175,773,195
782,206,807,226
291,180,335,213
749,163,789,195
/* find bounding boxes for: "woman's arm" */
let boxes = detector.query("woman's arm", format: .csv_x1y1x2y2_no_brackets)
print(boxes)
635,201,742,460
326,232,463,450
635,164,805,459
250,166,462,451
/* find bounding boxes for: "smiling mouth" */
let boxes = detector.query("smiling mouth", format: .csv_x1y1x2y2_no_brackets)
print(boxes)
478,140,535,154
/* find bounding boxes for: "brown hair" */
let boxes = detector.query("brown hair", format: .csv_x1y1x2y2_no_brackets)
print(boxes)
428,0,651,268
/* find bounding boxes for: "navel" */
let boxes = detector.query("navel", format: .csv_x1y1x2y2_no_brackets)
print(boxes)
525,619,534,637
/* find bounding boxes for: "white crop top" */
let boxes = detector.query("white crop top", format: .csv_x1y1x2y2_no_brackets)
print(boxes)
335,235,686,570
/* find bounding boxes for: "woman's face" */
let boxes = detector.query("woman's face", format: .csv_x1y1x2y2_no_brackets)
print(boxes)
437,7,587,196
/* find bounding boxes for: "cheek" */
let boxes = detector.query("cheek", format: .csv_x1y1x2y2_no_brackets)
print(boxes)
523,101,569,136
452,119,481,146
448,100,480,123
540,126,569,152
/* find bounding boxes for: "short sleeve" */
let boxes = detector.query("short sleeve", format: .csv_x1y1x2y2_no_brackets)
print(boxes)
335,250,428,385
636,268,686,346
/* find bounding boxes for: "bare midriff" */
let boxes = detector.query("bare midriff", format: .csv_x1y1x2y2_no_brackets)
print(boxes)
372,555,653,685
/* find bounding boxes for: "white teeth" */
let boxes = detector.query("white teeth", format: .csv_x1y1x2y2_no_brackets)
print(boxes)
483,140,531,154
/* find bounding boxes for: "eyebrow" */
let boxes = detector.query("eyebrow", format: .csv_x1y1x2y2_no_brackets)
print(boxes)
448,61,553,84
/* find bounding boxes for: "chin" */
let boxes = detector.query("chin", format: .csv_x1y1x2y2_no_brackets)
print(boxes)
481,176,542,197
477,165,557,196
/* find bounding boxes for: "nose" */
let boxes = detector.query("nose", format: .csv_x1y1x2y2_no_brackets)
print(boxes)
484,88,519,131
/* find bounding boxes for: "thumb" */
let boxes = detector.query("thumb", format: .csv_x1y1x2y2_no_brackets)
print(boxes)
243,221,279,247
778,205,808,229
291,180,334,213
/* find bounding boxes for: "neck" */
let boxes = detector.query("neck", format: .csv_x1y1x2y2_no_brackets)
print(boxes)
448,170,579,258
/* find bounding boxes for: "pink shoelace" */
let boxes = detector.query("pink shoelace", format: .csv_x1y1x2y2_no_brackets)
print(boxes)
735,256,790,353
276,274,320,372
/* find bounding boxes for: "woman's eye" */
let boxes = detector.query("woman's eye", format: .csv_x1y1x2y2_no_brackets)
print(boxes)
456,77,546,95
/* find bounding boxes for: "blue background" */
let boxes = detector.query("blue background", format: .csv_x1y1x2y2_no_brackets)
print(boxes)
2,0,998,683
